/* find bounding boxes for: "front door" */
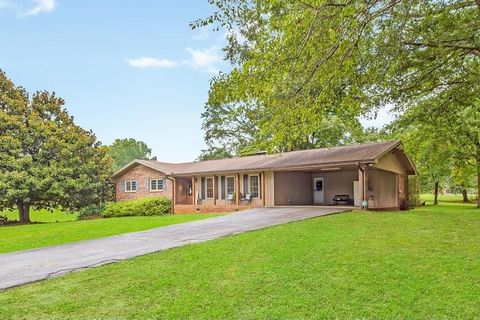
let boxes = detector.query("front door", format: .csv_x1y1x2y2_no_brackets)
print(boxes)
313,177,324,204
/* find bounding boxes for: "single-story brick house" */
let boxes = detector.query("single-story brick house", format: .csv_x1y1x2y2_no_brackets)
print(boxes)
110,140,416,213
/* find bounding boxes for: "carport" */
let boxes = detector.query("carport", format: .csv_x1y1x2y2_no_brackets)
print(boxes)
272,163,405,209
273,165,359,207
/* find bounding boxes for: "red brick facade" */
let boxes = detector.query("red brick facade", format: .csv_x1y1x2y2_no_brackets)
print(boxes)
112,164,173,202
174,204,257,214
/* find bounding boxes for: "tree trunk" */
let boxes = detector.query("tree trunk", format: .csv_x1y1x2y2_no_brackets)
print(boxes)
461,189,469,203
433,181,439,205
475,135,480,208
477,141,480,208
16,200,31,224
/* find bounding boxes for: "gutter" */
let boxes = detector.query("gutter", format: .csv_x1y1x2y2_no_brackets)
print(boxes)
167,160,377,177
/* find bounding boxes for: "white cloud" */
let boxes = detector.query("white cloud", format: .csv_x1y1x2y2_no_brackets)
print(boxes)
24,0,55,16
359,105,396,128
192,28,209,41
127,57,178,69
0,0,56,16
0,0,10,9
127,47,225,74
184,46,222,74
0,0,15,12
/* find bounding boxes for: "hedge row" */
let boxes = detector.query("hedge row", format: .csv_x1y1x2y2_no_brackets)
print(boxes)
103,197,172,217
77,197,172,220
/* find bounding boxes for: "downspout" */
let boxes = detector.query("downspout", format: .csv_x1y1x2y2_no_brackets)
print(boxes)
358,162,372,209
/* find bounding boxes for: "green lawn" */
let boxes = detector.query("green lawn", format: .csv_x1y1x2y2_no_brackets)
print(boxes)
0,199,478,319
2,208,77,222
421,193,477,205
0,214,217,254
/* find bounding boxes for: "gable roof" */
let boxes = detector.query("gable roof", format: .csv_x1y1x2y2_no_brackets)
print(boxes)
111,140,415,179
110,160,176,180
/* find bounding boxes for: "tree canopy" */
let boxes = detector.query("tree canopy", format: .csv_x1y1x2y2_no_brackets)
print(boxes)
107,138,157,171
0,70,113,223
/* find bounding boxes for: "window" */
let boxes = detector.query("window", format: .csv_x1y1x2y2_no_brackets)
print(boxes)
150,179,164,191
206,177,214,198
249,175,259,198
125,180,137,192
226,176,235,196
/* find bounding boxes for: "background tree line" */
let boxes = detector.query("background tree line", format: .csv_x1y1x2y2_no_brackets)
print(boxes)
194,0,479,207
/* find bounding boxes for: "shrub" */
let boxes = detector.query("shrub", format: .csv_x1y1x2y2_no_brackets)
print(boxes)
0,215,8,225
77,203,105,220
102,197,172,218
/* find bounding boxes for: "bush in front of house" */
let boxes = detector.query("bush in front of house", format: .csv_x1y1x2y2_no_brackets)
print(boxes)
102,197,172,218
77,203,106,220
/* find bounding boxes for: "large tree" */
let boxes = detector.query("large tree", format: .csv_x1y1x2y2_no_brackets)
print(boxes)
391,92,478,204
198,146,233,161
107,138,157,170
392,116,454,205
0,70,112,223
194,0,480,206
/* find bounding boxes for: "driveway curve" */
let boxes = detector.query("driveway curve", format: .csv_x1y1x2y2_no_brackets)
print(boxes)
0,206,346,290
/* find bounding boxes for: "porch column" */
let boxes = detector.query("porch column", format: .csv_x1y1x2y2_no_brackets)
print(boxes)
235,173,240,206
213,174,216,206
172,178,177,213
261,171,266,206
191,177,195,205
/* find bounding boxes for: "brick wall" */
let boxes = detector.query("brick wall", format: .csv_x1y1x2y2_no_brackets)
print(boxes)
113,164,173,202
174,204,257,214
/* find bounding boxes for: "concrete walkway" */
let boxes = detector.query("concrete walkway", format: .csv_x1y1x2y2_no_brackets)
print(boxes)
0,207,346,290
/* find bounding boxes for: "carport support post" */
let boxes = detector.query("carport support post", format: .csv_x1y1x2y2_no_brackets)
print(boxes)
364,167,368,208
172,178,176,213
191,177,195,205
358,163,368,209
358,164,367,209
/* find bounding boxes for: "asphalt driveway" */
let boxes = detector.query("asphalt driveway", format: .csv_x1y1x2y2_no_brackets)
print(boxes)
0,206,346,290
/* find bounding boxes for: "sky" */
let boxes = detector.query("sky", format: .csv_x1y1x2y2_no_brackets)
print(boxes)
0,0,392,162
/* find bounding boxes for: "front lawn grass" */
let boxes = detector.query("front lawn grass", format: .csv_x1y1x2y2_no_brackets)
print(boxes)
2,208,77,222
0,214,218,254
0,200,478,319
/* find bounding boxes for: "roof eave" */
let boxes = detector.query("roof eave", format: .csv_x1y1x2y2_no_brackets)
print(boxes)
110,160,166,180
371,140,401,161
372,141,418,176
169,159,377,177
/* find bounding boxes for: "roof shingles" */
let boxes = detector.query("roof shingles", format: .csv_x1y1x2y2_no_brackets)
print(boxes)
112,141,402,178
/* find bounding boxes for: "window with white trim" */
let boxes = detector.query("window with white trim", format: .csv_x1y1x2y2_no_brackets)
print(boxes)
249,175,259,198
206,177,214,198
226,176,235,196
150,179,164,191
125,180,137,192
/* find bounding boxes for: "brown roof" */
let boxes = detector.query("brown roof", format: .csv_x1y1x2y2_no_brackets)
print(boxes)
111,141,412,178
